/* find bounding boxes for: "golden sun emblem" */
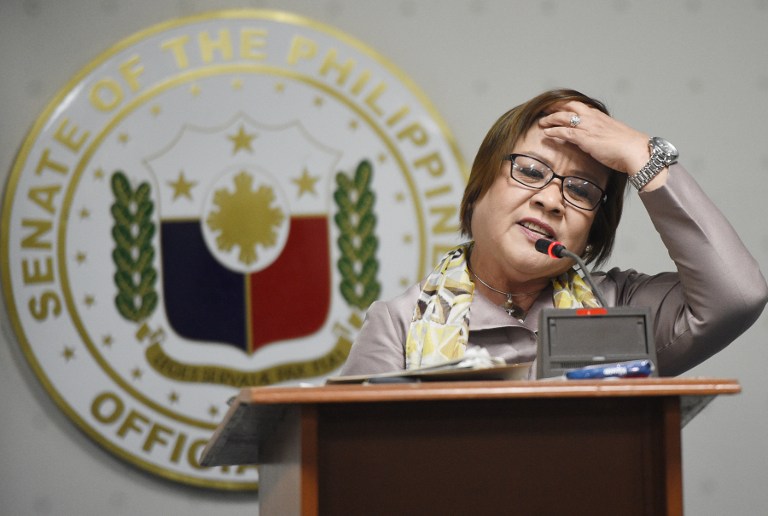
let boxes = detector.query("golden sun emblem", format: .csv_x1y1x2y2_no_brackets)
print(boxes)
205,171,285,265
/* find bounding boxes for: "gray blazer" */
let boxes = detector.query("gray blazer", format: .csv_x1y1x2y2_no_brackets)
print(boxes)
340,165,768,377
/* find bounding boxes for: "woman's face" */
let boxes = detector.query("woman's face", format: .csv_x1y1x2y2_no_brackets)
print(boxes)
470,125,612,283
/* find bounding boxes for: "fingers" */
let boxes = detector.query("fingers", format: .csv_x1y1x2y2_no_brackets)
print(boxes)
539,111,582,130
540,99,624,143
539,111,585,145
540,101,603,129
536,102,647,173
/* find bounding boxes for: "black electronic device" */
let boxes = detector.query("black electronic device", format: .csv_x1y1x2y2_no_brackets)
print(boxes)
537,306,657,378
533,239,658,378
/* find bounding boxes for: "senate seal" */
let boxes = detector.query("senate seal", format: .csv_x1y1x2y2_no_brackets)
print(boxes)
1,10,466,489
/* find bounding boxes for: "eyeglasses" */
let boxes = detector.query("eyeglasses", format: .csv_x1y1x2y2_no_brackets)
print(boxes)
503,153,607,211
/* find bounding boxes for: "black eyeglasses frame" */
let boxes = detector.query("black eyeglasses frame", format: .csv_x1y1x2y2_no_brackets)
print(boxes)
502,153,607,211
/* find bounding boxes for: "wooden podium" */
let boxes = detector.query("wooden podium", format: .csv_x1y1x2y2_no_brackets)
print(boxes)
201,378,739,516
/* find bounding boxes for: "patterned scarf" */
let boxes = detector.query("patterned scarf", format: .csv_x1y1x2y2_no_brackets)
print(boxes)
404,242,600,369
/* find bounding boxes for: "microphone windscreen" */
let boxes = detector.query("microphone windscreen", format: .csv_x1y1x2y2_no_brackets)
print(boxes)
535,238,554,255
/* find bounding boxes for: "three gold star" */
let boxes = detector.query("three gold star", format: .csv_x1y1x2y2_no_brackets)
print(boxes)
228,125,256,154
168,171,197,201
292,168,321,197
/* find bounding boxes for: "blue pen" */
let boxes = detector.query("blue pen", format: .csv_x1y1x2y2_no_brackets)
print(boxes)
565,360,654,380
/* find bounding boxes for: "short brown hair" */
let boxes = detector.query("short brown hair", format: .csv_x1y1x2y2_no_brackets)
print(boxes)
459,89,628,267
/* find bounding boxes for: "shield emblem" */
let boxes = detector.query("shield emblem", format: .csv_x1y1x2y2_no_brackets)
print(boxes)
2,10,467,490
145,115,340,354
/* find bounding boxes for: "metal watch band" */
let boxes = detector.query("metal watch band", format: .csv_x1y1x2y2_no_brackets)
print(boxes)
628,153,667,190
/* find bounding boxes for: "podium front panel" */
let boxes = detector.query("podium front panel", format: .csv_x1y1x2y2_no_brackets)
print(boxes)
313,396,675,515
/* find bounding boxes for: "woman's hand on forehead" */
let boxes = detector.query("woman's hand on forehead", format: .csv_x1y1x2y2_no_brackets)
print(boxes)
538,100,650,175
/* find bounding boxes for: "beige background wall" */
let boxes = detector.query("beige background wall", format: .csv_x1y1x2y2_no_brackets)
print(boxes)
2,1,767,514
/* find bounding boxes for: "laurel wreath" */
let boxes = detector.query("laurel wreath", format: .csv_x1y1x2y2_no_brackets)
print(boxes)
110,171,158,322
334,159,381,310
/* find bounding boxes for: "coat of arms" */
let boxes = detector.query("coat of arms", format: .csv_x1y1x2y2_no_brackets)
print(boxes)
1,10,466,489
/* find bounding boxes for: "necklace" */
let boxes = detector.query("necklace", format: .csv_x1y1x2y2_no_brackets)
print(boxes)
466,263,539,319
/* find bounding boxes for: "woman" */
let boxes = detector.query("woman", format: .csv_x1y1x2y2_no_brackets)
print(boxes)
340,89,768,378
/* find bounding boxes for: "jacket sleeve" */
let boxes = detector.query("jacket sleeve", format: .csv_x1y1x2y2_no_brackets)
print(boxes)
604,164,768,376
339,285,418,375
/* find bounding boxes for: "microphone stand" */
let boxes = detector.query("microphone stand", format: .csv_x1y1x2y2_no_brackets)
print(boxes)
534,239,608,307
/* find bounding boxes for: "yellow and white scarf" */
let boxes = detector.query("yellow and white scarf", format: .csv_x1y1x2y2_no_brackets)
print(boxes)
404,243,600,369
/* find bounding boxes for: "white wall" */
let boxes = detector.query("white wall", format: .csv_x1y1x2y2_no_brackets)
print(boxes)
2,1,767,514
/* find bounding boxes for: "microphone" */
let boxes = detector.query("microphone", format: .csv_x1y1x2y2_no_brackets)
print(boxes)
534,239,609,308
533,238,657,379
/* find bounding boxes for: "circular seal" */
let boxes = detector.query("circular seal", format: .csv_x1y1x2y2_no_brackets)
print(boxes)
1,10,466,489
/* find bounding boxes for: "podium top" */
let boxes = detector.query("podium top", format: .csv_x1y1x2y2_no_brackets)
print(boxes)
200,378,739,467
238,377,740,405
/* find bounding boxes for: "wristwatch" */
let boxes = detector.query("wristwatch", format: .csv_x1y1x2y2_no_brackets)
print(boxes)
628,137,679,191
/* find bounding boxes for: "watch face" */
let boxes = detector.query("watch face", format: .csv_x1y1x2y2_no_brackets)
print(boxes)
652,137,679,162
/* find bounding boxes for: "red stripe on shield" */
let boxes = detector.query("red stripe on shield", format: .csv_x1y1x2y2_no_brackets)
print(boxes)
247,216,331,352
